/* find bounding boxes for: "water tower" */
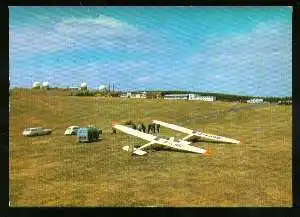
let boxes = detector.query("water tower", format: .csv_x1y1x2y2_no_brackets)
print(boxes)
42,81,49,89
32,82,41,89
98,85,107,92
80,82,87,90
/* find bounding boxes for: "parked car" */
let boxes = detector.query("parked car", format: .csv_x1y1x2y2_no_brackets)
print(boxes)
64,126,80,136
22,127,52,137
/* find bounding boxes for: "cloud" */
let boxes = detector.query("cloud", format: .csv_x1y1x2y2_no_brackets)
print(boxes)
188,20,291,73
185,20,291,96
134,76,152,83
9,15,135,58
54,14,139,37
61,15,126,28
9,14,168,61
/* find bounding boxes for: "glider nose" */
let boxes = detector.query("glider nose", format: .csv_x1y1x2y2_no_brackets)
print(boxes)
112,121,117,127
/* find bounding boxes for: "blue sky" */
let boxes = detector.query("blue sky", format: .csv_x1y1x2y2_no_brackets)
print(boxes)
9,6,292,96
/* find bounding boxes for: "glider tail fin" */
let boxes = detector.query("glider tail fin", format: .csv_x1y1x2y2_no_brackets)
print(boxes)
203,148,212,156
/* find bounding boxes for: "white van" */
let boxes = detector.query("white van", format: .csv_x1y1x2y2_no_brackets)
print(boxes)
64,126,80,135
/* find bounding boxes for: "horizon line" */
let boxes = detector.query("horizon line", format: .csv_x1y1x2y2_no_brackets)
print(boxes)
9,87,292,98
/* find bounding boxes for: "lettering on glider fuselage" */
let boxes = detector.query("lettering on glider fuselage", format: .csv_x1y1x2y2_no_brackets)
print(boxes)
169,142,182,147
196,132,221,140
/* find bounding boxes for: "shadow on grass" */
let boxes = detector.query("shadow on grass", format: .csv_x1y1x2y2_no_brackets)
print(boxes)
23,133,52,138
76,138,103,144
188,137,238,145
133,147,205,155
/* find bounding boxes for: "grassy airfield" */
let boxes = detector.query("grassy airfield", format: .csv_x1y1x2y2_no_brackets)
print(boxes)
9,89,292,207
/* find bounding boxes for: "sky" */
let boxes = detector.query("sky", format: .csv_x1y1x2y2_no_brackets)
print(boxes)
9,6,292,97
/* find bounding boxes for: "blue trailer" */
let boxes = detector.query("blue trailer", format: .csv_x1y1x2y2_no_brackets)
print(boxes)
77,127,101,143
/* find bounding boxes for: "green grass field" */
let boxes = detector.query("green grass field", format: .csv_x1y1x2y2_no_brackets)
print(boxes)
9,89,292,207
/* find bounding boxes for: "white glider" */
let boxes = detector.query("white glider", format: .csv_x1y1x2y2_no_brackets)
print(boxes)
113,124,210,156
153,120,240,144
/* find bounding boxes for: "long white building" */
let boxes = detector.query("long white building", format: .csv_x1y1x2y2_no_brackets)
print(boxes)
164,94,189,100
188,94,216,101
164,93,216,101
247,98,263,104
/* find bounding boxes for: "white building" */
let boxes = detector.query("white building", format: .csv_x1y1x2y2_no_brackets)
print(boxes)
120,92,132,98
132,91,147,99
247,98,264,104
164,94,189,100
164,94,216,101
277,100,292,105
69,86,79,91
188,94,216,101
120,91,147,99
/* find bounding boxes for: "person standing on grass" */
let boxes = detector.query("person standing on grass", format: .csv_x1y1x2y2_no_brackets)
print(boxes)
137,122,146,133
132,124,137,130
147,123,155,134
141,123,146,133
137,123,143,132
156,124,160,134
152,123,156,134
147,123,151,134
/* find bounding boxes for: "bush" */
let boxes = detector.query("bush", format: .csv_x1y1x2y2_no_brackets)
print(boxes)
71,90,121,97
110,92,121,97
146,91,163,99
71,90,97,96
124,120,134,125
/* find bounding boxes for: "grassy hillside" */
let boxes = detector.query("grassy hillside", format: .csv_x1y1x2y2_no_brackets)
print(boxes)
9,89,292,207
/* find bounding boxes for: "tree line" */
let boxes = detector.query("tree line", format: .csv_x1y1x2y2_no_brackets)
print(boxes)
70,90,120,97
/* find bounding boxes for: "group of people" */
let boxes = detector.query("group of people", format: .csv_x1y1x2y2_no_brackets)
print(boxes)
112,121,160,135
137,122,160,134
